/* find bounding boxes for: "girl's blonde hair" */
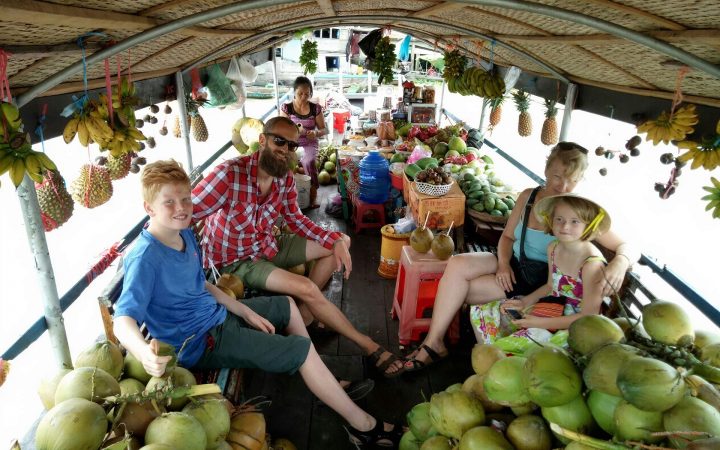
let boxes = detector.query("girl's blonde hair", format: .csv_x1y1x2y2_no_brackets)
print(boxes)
546,142,589,179
141,160,191,203
541,196,606,241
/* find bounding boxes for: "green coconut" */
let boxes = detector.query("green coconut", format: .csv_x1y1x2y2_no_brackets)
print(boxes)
568,315,625,356
124,351,152,384
506,415,552,450
583,343,642,396
642,300,695,346
429,390,485,439
700,343,720,366
663,396,720,449
522,346,581,407
483,356,531,406
445,382,463,393
462,374,504,413
613,400,664,443
420,436,453,450
399,430,423,450
470,344,506,376
55,366,121,404
138,445,174,450
541,395,597,444
616,356,686,412
36,398,108,450
146,366,197,411
74,339,124,380
687,438,720,450
565,443,597,450
510,403,536,416
407,402,437,441
695,330,720,351
37,368,72,410
119,377,146,396
182,398,232,450
145,412,207,450
613,317,650,339
458,426,513,450
586,390,623,436
112,400,162,437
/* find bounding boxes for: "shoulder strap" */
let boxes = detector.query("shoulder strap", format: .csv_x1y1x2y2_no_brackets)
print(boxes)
519,186,542,263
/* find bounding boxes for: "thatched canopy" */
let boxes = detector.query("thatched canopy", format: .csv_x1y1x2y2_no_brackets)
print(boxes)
2,0,720,133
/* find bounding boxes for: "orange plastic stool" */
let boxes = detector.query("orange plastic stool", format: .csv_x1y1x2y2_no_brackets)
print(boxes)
351,195,386,234
391,245,460,345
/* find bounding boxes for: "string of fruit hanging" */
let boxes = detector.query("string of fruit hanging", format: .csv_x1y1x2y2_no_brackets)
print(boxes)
442,49,467,91
540,99,558,145
299,39,318,75
184,90,209,142
512,89,532,137
372,36,396,85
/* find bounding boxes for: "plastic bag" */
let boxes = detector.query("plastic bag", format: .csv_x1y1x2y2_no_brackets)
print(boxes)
223,79,246,110
226,56,243,81
238,57,258,83
205,64,237,108
407,145,431,164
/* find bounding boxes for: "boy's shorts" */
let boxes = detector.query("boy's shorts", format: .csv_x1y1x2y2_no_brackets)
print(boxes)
222,234,307,290
193,296,311,374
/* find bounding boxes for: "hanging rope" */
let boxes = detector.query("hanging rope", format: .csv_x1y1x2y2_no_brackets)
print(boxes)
85,242,121,284
0,49,12,102
489,39,496,69
669,66,690,117
34,103,48,153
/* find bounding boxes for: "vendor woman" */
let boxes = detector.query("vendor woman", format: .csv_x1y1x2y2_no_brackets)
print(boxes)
280,76,328,209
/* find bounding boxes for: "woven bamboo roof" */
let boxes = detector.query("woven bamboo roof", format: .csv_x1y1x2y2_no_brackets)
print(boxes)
2,0,719,108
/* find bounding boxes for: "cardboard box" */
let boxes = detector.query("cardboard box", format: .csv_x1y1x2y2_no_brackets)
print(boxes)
409,181,465,230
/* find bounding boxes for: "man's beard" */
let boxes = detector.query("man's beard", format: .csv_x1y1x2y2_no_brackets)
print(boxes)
259,145,295,178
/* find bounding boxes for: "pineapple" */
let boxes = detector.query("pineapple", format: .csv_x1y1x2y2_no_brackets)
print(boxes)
489,96,504,128
512,89,532,137
191,113,208,142
541,99,559,145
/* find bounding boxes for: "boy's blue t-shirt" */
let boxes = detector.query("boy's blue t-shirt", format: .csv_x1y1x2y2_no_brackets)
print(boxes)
114,228,227,367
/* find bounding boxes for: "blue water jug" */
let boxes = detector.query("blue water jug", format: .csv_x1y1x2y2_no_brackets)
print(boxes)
359,150,390,204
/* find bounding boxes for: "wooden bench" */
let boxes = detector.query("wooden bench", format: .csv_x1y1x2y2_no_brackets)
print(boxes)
98,265,246,405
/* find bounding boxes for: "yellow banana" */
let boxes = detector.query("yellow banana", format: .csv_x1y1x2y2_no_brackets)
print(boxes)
63,117,79,144
0,102,22,131
716,119,720,135
691,151,706,170
27,170,43,183
77,120,90,147
9,157,25,187
0,152,14,175
127,128,145,141
24,152,41,176
35,152,56,171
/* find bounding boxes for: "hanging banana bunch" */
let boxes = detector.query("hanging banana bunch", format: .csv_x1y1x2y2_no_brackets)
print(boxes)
62,99,114,148
0,102,57,187
636,104,699,146
675,119,720,171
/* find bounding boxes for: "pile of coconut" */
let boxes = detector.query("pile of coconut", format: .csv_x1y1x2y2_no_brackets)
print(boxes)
35,339,297,450
400,300,720,450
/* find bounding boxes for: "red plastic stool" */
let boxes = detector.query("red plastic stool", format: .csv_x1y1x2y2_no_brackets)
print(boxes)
351,196,385,234
391,245,460,345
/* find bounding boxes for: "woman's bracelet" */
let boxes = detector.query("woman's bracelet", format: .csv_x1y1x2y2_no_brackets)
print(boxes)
615,253,632,267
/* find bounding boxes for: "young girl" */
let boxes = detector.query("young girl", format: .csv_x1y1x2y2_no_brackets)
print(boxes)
471,193,610,352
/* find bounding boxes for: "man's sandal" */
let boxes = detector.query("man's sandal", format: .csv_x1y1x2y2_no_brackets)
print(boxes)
345,420,403,449
367,346,406,379
403,344,448,373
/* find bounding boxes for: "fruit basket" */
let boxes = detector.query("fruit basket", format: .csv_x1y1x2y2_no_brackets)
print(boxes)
415,180,453,197
468,208,508,224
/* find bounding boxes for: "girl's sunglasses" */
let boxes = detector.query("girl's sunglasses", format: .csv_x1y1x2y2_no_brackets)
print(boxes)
556,141,589,154
265,133,300,151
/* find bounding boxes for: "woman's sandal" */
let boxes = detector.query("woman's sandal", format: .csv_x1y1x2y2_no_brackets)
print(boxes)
345,420,402,449
403,344,448,373
367,346,406,379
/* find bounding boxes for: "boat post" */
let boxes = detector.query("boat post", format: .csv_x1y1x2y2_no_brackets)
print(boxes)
272,47,281,114
437,78,446,126
478,98,489,131
175,71,194,171
16,176,72,369
559,82,578,142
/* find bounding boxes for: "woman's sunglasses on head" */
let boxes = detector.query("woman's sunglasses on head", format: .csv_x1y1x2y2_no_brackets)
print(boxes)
556,141,589,154
264,132,300,151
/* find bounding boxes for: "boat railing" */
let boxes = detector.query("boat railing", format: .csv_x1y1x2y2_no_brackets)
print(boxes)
440,107,719,328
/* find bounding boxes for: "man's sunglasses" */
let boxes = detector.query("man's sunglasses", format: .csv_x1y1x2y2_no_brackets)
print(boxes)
264,132,299,151
556,141,589,154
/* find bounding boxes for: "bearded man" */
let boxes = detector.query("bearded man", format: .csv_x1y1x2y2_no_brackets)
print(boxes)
192,116,405,377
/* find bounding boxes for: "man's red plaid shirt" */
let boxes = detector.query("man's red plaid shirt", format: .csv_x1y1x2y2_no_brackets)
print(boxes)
192,152,341,268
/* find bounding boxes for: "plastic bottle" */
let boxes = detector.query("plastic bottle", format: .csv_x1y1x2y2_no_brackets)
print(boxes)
359,150,390,204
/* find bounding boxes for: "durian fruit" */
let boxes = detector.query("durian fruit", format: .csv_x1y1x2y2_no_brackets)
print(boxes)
191,113,208,142
35,170,74,232
512,89,532,137
105,153,131,180
541,99,559,145
71,164,113,209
